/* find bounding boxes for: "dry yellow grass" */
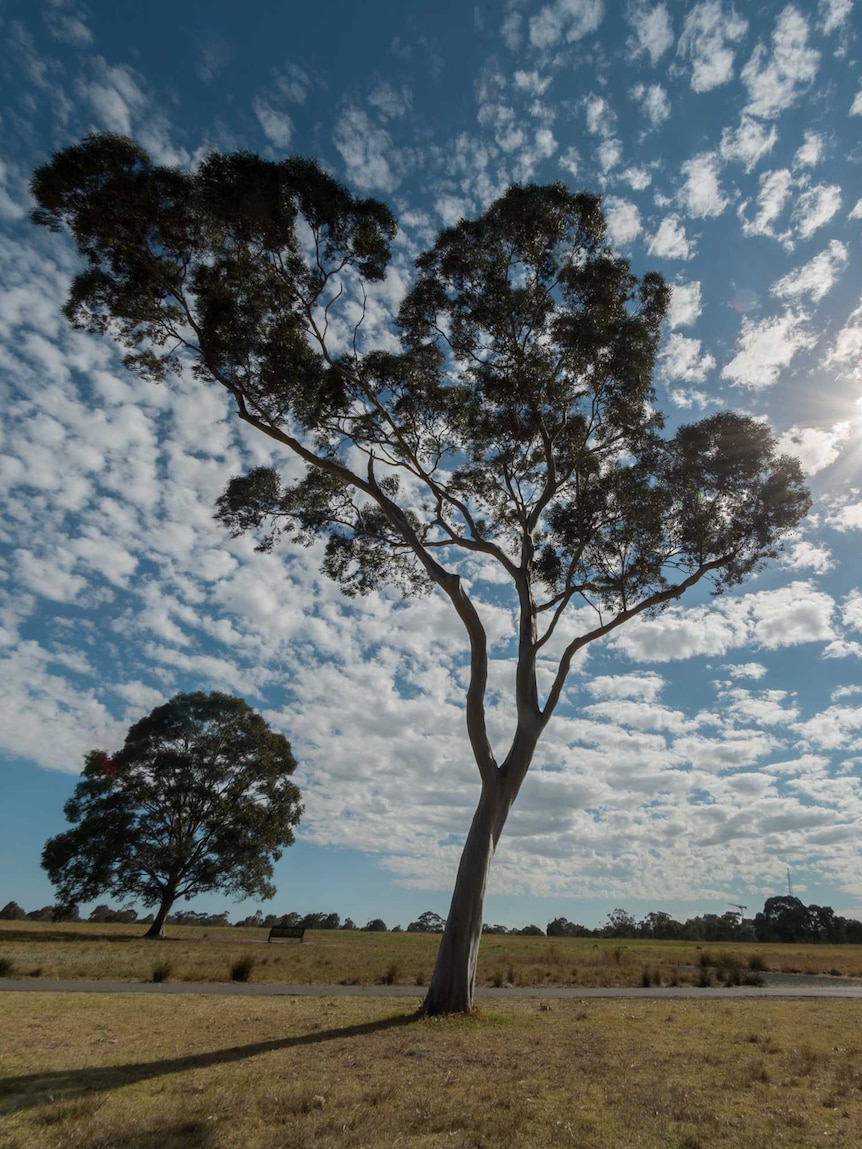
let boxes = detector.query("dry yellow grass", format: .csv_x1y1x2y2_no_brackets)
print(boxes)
2,921,862,988
1,991,861,1148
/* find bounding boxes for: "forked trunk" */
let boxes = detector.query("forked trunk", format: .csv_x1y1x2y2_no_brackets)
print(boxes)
421,785,510,1015
144,890,175,939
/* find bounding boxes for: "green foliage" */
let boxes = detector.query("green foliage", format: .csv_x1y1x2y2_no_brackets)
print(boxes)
407,911,446,933
41,692,302,932
0,901,27,921
30,135,809,617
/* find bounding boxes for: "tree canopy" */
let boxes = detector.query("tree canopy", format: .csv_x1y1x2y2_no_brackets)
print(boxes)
32,134,810,1006
41,691,302,938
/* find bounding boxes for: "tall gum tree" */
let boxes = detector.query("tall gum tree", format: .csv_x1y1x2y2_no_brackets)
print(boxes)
31,134,811,1012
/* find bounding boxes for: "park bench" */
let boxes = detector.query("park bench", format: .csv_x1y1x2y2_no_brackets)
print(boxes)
267,924,305,943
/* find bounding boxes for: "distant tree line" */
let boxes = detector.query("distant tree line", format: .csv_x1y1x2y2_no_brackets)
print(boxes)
3,896,860,944
548,898,862,944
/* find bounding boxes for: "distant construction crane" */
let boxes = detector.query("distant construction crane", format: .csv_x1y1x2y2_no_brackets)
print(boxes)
728,903,747,920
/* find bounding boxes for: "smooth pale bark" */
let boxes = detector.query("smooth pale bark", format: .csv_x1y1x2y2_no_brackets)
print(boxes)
422,738,537,1016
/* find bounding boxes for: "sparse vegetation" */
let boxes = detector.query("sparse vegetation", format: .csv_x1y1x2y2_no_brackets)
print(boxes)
1,921,861,990
0,955,14,977
229,953,256,982
1,994,861,1149
150,959,173,983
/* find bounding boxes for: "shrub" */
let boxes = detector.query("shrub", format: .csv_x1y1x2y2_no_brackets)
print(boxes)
747,953,767,972
151,959,173,983
698,950,714,969
0,956,14,977
697,966,713,987
230,954,256,982
378,963,399,985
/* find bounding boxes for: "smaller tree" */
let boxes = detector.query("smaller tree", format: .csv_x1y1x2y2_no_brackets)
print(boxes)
0,901,27,921
603,908,638,938
42,692,303,938
407,911,447,933
362,918,388,932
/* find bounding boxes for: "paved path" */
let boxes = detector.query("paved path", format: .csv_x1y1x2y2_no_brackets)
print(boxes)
3,979,862,999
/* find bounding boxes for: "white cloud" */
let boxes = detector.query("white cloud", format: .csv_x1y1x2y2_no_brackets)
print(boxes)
793,184,842,239
819,0,854,34
851,84,862,115
666,281,702,328
596,138,622,173
782,540,834,574
529,0,604,49
826,499,862,531
45,8,93,46
0,161,26,222
741,6,820,120
850,199,862,220
612,582,835,663
677,152,727,218
276,63,310,104
844,591,862,633
647,215,694,260
368,82,412,119
771,240,849,304
559,146,580,178
667,386,718,410
739,168,793,241
826,298,862,373
620,166,652,190
513,70,552,96
333,107,405,193
658,333,716,382
722,311,815,390
585,93,615,136
630,82,670,126
80,59,148,136
627,2,674,65
794,130,825,168
720,116,778,172
252,97,293,149
584,673,666,701
678,0,749,93
603,197,641,247
726,662,768,680
777,423,852,474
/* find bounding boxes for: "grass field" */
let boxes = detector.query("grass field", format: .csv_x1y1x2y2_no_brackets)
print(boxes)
2,920,862,988
1,992,862,1148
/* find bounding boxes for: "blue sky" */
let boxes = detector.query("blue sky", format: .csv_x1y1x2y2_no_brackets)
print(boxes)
1,0,861,931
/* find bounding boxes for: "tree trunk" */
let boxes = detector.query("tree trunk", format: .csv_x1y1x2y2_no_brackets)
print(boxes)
421,784,510,1015
143,890,175,939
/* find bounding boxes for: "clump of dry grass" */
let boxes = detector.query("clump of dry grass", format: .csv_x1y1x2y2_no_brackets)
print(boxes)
229,953,256,982
150,959,173,983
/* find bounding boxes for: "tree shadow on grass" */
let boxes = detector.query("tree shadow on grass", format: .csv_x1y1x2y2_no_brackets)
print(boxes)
0,1010,417,1115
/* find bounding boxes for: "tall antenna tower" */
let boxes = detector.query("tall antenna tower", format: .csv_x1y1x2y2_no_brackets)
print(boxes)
786,867,794,898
